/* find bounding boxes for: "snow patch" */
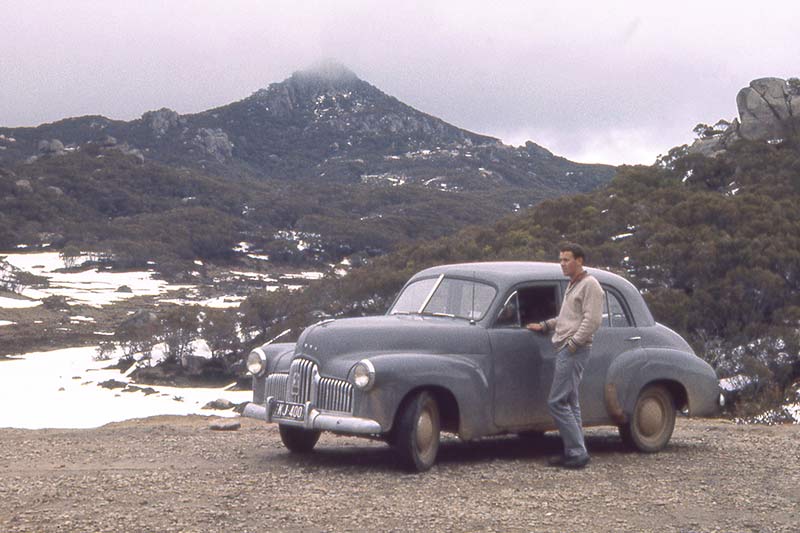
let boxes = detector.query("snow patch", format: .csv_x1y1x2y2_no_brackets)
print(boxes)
0,296,41,309
0,346,250,429
719,374,753,391
3,252,188,308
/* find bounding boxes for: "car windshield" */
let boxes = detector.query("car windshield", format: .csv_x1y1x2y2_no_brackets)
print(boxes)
389,276,497,320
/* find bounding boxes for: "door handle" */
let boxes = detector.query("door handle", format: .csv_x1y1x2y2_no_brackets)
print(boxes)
626,336,642,342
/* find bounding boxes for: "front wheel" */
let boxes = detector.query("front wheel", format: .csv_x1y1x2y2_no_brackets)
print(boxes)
392,391,441,472
279,425,321,453
619,384,675,453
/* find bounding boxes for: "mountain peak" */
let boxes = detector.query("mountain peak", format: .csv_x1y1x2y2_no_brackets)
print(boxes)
292,60,359,84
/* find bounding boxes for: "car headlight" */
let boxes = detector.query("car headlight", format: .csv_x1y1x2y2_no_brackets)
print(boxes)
247,348,268,376
352,359,376,391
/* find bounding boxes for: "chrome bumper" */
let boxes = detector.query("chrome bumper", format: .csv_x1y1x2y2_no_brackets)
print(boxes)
242,398,382,435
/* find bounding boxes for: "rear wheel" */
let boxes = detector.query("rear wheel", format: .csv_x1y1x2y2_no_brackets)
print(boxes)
392,391,441,472
619,384,675,453
279,425,321,453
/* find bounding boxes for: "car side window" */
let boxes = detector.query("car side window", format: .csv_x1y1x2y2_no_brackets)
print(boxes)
602,290,632,327
495,292,521,328
518,285,558,325
494,285,558,328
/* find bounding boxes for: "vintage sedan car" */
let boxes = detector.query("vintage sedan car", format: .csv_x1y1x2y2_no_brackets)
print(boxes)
243,262,721,471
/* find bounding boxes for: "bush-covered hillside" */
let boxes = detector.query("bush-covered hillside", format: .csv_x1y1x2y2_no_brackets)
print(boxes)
0,146,558,273
248,134,800,415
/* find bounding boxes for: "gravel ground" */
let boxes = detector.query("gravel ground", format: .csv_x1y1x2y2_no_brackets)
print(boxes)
1,416,798,533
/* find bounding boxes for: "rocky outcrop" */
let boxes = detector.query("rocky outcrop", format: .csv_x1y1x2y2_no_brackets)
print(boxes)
691,77,800,157
193,128,233,162
738,77,800,140
14,179,33,193
142,108,181,137
99,135,118,147
38,139,65,154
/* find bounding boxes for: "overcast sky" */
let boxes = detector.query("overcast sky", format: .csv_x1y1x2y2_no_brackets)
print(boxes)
1,1,798,165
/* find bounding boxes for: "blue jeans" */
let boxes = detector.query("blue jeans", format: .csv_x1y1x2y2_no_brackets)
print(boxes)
547,345,591,458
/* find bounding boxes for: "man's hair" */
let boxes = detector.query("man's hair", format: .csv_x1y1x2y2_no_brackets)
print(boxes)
559,242,586,261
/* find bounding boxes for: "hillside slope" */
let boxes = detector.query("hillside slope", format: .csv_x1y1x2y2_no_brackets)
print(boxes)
0,63,615,268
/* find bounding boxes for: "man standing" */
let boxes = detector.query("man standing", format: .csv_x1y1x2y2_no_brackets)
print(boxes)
527,243,604,469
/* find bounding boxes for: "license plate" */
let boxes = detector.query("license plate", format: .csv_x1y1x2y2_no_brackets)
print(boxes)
272,400,306,422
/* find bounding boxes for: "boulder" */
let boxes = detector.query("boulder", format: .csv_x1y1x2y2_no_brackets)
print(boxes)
202,398,235,410
690,77,799,156
142,108,180,137
37,139,65,154
737,78,797,141
751,78,792,120
14,179,33,193
193,128,233,162
209,419,241,431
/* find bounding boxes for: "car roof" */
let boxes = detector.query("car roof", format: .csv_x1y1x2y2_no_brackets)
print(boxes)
409,261,654,326
412,261,615,285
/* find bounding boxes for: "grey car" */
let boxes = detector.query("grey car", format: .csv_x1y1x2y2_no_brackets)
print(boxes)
243,262,721,471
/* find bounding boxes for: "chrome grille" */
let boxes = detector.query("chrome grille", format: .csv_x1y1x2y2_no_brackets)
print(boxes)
265,373,288,400
317,377,353,413
289,358,316,403
272,358,353,414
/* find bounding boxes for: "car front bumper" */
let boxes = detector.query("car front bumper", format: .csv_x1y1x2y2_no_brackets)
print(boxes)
242,398,382,435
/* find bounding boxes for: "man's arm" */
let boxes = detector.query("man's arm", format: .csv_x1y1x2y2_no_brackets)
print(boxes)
527,318,557,332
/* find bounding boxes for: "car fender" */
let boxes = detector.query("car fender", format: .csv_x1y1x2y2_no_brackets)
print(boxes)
251,342,295,405
606,348,719,421
355,352,493,440
256,341,296,374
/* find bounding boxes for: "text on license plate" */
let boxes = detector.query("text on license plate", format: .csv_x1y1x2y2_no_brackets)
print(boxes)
273,401,305,421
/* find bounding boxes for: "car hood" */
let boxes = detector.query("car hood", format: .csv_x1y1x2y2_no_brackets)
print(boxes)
292,314,490,377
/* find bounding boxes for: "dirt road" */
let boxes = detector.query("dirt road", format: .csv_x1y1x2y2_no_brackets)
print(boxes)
1,416,798,532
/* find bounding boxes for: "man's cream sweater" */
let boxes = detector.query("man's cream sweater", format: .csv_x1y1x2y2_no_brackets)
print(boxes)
543,272,604,352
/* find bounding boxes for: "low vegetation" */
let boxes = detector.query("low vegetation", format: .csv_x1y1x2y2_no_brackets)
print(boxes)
0,148,563,275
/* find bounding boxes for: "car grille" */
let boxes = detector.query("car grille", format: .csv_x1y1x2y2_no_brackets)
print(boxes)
289,358,316,404
264,373,288,400
318,377,354,413
266,358,353,414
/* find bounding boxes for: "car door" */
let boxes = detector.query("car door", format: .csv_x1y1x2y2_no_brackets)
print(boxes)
489,284,560,429
580,286,643,424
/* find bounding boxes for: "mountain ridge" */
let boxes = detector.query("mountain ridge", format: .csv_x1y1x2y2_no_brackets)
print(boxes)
0,63,614,193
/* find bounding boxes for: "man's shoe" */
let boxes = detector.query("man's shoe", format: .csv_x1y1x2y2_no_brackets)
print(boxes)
546,455,566,467
562,454,590,469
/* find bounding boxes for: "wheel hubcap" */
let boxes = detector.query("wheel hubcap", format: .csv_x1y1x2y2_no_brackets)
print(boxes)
416,408,434,453
638,397,664,437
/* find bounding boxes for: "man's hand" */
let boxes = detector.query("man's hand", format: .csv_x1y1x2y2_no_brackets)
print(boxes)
526,322,544,332
567,338,578,353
